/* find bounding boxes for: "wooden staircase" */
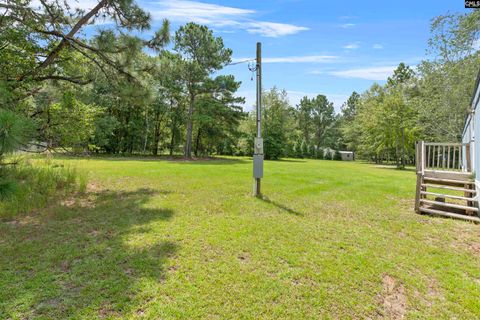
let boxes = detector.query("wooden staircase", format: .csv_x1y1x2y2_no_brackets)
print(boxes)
415,141,480,223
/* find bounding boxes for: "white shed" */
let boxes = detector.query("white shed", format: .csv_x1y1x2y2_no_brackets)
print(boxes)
339,151,354,161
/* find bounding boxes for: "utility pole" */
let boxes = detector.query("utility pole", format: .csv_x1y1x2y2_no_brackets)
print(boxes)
253,42,263,197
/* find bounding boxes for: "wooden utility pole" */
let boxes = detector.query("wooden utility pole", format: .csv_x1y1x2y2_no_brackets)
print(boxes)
253,42,263,197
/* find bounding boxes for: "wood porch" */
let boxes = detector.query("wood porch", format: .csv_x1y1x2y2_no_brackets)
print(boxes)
415,141,479,223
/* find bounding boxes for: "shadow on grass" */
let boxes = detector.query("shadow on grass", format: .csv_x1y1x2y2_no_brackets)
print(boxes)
373,165,416,172
0,187,177,318
171,157,250,165
50,153,250,165
259,196,303,216
353,160,415,172
270,158,308,163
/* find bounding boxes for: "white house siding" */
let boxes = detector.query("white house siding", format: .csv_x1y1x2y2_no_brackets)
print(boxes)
462,71,480,189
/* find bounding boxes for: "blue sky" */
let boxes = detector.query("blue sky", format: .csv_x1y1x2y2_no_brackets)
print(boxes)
74,0,470,111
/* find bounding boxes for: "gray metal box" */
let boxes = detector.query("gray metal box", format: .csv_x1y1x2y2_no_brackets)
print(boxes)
253,154,263,178
254,138,264,155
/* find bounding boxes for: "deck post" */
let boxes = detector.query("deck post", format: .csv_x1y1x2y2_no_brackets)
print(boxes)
420,141,425,174
415,141,424,213
465,142,472,172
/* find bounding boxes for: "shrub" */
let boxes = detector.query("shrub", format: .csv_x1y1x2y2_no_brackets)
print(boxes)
294,139,303,158
316,148,324,160
0,109,34,160
301,140,308,158
309,144,316,158
334,150,342,161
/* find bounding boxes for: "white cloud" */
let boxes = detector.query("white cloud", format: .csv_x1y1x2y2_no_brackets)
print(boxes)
246,21,309,37
340,23,355,28
146,0,308,37
232,55,338,64
343,42,360,50
149,0,252,25
372,43,383,49
330,66,396,81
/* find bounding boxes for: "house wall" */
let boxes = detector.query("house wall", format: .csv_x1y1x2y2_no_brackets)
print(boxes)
462,72,480,186
462,114,473,170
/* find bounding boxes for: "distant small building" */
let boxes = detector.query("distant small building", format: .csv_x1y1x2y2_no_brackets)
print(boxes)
339,151,354,161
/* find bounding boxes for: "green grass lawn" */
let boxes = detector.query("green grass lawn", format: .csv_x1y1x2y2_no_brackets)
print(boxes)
1,157,479,319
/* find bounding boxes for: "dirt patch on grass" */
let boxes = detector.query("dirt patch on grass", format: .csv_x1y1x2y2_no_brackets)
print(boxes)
450,223,480,256
60,183,100,209
381,274,407,319
237,251,251,263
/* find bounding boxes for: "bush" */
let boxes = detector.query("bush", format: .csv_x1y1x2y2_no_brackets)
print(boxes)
0,159,87,219
334,150,342,161
294,139,303,158
316,148,324,160
309,144,316,158
0,109,34,159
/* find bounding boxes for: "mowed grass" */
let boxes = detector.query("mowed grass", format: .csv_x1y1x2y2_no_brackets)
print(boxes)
1,157,479,319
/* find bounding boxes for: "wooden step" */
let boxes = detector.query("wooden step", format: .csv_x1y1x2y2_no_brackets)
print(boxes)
420,199,478,212
420,191,476,201
419,207,480,223
422,184,476,193
423,177,474,185
424,170,473,181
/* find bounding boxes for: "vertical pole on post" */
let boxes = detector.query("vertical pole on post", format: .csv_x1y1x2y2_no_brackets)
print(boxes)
415,141,424,213
253,42,263,197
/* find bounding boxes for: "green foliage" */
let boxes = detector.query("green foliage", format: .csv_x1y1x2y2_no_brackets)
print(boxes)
1,1,478,167
0,178,17,200
93,116,120,151
300,140,308,158
174,23,233,157
296,94,339,150
49,93,100,151
0,109,34,158
334,150,342,161
316,147,324,160
262,88,296,160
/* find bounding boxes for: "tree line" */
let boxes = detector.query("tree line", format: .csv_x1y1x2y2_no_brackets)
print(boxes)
0,0,244,159
1,1,479,167
254,10,480,167
340,11,480,168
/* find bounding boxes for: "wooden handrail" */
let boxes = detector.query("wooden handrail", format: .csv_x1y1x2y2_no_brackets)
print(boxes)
418,140,471,172
424,142,468,146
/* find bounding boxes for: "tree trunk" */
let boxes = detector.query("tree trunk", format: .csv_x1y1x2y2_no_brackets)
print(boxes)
169,128,175,156
26,0,109,79
152,111,161,156
152,124,159,156
194,128,202,157
184,93,195,158
400,127,406,169
143,108,149,154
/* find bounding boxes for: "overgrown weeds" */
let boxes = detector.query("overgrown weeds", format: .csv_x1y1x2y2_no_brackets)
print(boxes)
0,157,87,218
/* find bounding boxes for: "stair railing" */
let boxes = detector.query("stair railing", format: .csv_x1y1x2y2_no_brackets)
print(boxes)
415,140,472,213
417,141,471,173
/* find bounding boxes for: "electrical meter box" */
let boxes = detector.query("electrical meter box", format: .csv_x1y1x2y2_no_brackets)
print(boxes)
254,138,263,155
253,154,263,178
